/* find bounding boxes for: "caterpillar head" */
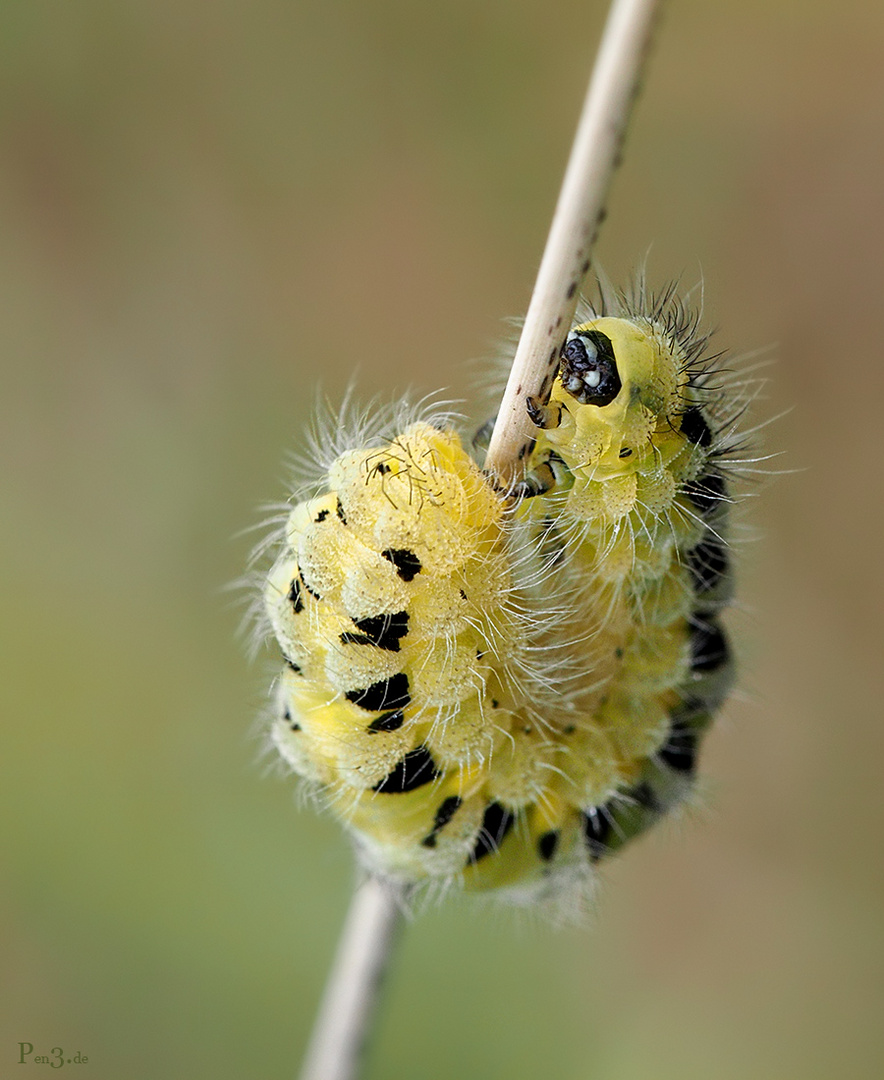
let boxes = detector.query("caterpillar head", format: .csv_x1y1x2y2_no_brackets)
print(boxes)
559,317,684,416
540,316,689,472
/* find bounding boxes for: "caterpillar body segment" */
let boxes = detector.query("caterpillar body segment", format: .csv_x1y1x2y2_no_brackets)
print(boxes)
260,283,745,905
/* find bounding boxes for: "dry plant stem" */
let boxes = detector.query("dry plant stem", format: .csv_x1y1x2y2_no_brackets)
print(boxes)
484,0,661,486
298,876,404,1080
297,4,660,1078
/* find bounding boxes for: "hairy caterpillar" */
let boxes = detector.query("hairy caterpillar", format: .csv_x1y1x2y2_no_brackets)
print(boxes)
260,281,748,906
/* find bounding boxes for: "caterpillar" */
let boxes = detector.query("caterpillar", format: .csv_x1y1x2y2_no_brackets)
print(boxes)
260,280,748,908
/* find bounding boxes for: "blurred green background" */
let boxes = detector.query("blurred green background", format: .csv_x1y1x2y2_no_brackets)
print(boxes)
2,1,883,1077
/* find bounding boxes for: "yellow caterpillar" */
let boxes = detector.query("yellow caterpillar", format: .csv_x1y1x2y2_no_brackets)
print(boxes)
260,282,744,907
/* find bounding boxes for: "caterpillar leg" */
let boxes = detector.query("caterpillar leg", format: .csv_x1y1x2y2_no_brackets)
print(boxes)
509,452,569,500
472,417,495,454
526,396,563,430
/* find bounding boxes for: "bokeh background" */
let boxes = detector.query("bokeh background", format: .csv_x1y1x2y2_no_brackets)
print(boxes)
2,1,883,1077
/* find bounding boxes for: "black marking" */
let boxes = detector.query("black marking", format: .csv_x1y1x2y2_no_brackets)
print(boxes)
659,724,699,774
381,548,422,582
468,803,515,864
688,537,730,595
336,497,347,524
287,578,304,614
345,673,411,712
346,611,409,652
538,830,559,862
376,461,391,474
459,588,467,600
684,471,728,516
582,807,613,861
560,329,621,406
688,617,730,673
679,406,713,447
286,659,302,674
299,573,322,602
627,781,661,812
490,699,499,709
421,795,463,847
367,710,404,734
314,508,329,522
373,746,439,793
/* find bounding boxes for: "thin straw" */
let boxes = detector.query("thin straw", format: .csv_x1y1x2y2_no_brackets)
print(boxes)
298,876,405,1080
484,0,661,485
296,4,661,1078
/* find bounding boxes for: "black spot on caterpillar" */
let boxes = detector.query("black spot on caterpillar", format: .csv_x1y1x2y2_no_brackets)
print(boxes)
688,536,730,596
658,722,699,774
287,577,304,614
627,781,661,813
314,509,329,523
582,808,612,862
684,471,728,517
299,572,322,602
345,673,411,712
679,405,713,447
373,746,439,794
421,795,463,847
367,710,405,734
381,548,422,582
468,803,515,864
340,611,409,652
538,830,559,862
688,617,730,674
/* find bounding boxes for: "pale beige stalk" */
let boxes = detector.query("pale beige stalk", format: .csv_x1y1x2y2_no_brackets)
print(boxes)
297,3,661,1078
484,0,661,485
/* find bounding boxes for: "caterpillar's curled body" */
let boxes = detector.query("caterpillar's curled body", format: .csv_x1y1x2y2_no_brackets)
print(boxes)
260,284,749,907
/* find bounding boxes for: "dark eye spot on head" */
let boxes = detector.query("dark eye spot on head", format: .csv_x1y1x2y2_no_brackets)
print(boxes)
559,329,622,407
367,709,405,734
679,406,713,447
688,537,730,595
373,746,439,793
287,578,304,614
467,802,515,864
538,830,559,862
341,611,409,652
314,509,329,523
688,616,730,673
421,795,463,847
381,548,422,582
345,673,411,712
